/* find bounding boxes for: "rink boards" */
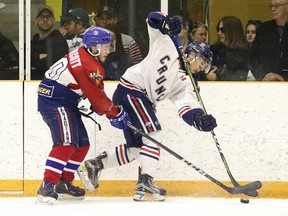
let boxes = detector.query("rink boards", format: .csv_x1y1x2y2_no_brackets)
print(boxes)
0,81,287,198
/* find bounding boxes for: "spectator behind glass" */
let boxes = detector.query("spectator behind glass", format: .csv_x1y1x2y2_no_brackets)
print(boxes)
245,20,262,81
61,8,90,52
210,16,249,81
191,21,208,43
250,0,288,81
0,32,19,79
103,24,133,80
245,20,262,49
95,5,143,64
59,19,73,40
31,5,69,80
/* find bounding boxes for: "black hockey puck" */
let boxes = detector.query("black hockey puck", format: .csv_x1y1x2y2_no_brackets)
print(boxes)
240,198,249,204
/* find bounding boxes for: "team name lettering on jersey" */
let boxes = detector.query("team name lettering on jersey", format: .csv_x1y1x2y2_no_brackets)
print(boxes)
69,49,82,69
155,55,170,101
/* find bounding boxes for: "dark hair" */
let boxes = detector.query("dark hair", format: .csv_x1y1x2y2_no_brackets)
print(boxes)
246,20,262,30
216,16,246,49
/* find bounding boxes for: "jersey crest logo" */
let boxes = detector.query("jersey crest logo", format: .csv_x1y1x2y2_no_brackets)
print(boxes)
90,69,103,85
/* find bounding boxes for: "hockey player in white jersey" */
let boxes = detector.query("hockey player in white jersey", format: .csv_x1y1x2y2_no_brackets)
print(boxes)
79,11,217,201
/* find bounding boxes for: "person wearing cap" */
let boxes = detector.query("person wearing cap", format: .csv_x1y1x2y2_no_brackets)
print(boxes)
61,7,90,51
31,5,69,80
96,5,143,65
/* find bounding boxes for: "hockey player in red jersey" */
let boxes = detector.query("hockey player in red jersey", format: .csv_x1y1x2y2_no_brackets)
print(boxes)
79,12,217,201
36,26,130,204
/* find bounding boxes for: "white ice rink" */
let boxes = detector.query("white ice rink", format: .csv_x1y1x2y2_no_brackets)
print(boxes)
0,197,287,216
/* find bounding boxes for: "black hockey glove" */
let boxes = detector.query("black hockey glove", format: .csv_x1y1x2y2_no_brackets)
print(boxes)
166,17,181,37
159,17,182,36
193,113,217,132
182,108,217,132
147,12,181,36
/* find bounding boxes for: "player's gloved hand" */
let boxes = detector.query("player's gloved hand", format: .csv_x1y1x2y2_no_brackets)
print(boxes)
159,17,181,36
147,12,181,36
182,108,217,132
166,17,181,37
107,106,131,130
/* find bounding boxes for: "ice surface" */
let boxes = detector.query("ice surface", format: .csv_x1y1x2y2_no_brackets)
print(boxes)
0,197,287,216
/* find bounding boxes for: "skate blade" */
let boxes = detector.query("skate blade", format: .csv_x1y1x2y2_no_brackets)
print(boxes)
133,191,165,202
36,195,57,205
77,163,96,192
57,193,85,201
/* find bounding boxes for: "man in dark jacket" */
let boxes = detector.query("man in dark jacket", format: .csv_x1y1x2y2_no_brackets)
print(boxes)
0,32,19,79
31,5,68,80
250,0,288,81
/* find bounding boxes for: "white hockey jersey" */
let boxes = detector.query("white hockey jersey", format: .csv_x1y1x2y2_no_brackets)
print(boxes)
122,21,201,116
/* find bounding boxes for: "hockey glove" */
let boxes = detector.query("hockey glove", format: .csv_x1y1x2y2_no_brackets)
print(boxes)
147,12,181,36
107,106,131,130
182,108,217,132
166,17,181,37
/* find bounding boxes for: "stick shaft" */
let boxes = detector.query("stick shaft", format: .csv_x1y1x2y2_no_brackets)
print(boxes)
127,122,261,195
172,37,260,196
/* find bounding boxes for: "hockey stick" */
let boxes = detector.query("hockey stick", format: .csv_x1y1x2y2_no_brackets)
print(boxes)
173,37,261,197
128,122,261,196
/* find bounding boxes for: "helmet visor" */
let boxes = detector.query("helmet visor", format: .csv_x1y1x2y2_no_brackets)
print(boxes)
195,55,212,74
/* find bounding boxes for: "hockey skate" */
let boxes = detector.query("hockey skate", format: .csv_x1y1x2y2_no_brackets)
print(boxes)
36,181,58,205
77,151,106,191
133,174,167,202
55,180,85,201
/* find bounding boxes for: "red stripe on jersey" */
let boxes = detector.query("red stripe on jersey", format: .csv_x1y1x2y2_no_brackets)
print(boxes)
141,146,160,156
131,96,153,133
179,107,191,117
119,144,126,165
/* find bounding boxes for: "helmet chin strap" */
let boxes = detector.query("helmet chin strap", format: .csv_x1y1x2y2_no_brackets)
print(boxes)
87,44,101,58
188,57,197,65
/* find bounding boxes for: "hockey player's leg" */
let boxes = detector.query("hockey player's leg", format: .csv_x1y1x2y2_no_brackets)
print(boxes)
55,146,89,200
133,131,166,202
55,116,90,200
36,145,75,204
78,143,137,191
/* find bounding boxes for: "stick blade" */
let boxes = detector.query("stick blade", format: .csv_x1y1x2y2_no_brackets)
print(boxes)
232,180,262,196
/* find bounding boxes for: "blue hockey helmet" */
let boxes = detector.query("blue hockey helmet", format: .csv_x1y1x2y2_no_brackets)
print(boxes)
82,26,112,56
185,42,213,73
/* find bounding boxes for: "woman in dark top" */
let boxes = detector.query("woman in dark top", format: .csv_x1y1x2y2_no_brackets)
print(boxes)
210,16,249,81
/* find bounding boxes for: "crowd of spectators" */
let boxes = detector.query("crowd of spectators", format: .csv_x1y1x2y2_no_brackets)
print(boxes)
0,1,287,81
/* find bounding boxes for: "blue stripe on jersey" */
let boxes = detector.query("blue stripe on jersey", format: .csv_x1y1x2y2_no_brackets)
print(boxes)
115,146,122,166
142,143,159,151
123,145,130,163
139,152,159,161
